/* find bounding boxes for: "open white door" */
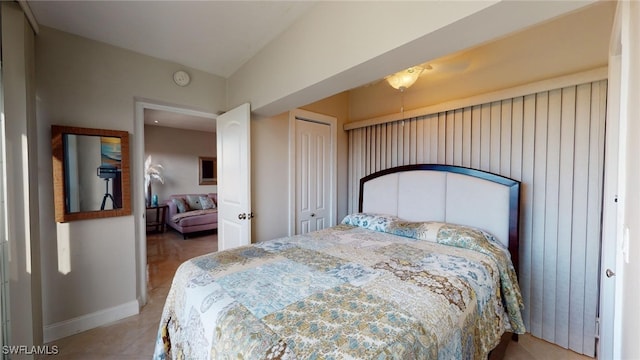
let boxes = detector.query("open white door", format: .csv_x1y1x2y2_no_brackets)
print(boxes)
600,2,640,359
216,103,251,251
599,2,625,358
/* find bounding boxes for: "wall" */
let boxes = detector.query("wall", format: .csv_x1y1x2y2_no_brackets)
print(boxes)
251,92,349,243
251,113,289,242
229,1,592,117
35,26,226,341
144,125,217,202
2,1,42,350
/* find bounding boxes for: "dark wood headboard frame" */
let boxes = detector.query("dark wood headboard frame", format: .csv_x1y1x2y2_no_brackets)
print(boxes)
358,164,521,276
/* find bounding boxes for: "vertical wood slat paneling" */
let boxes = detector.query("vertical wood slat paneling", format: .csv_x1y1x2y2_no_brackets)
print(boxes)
556,86,577,347
410,118,417,164
430,114,439,163
346,80,607,357
462,109,472,167
490,101,502,174
403,119,410,164
374,125,381,173
471,105,481,169
569,83,591,351
543,89,561,343
501,100,512,177
520,94,537,330
416,120,424,164
480,104,491,171
438,114,446,163
530,91,548,337
386,124,392,170
446,111,455,164
454,109,463,166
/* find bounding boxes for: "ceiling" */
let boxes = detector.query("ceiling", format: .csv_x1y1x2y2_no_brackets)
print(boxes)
143,109,215,133
28,1,316,78
27,1,615,131
350,1,615,121
28,0,317,132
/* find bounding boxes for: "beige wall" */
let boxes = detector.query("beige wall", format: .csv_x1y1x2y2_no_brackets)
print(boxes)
250,112,290,242
229,1,594,117
35,26,226,340
144,125,217,202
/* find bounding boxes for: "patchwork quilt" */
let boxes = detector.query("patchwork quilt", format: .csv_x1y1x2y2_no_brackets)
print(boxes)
154,213,525,360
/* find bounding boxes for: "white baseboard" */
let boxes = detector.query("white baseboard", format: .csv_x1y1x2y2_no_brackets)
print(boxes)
43,300,140,343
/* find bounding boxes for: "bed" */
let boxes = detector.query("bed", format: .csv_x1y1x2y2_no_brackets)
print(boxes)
154,164,525,359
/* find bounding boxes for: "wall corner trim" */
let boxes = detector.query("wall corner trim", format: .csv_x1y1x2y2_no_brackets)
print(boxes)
17,0,40,34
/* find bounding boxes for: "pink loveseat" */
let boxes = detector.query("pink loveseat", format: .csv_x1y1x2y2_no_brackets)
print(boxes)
165,193,218,239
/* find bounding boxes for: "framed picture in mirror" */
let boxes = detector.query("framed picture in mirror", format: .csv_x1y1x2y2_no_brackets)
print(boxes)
199,156,217,185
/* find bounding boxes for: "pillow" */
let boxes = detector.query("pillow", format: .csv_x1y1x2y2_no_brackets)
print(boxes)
341,213,400,232
200,196,216,210
432,223,509,259
386,221,444,241
185,195,203,210
172,197,190,213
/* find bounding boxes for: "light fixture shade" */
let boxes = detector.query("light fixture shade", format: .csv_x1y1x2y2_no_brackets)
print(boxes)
385,66,424,91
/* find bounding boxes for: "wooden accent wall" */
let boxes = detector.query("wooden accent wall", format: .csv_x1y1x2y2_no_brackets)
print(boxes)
347,80,607,356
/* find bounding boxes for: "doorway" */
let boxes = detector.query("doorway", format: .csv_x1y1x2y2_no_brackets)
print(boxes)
133,100,216,306
288,109,337,235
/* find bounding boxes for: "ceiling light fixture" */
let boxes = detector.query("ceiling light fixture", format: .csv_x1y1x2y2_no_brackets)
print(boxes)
385,65,425,91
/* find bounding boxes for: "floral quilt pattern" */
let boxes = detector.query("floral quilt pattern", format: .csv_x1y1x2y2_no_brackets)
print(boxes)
154,214,525,360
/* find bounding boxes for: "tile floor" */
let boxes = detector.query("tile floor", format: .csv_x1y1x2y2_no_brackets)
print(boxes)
40,230,594,360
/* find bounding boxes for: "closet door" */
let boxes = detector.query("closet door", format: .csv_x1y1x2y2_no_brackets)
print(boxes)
295,119,331,234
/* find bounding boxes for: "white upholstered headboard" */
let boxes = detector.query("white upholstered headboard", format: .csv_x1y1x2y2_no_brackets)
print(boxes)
359,164,520,273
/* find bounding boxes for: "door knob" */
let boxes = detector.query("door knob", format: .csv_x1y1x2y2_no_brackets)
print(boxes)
238,213,246,220
606,269,615,278
310,213,316,217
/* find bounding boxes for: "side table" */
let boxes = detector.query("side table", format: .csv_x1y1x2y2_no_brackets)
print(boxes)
146,204,168,233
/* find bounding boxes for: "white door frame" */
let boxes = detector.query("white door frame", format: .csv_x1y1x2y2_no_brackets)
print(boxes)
288,109,337,236
133,99,216,306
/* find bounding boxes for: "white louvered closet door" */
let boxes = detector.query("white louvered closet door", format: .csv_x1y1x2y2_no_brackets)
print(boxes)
347,80,607,357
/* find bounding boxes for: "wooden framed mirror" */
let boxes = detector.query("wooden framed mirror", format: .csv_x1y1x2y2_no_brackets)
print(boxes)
52,125,131,222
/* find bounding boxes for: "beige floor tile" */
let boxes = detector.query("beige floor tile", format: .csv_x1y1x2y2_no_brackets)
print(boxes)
504,334,594,360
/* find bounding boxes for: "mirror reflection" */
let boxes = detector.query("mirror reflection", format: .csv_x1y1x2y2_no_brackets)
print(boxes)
52,125,131,222
63,134,123,212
